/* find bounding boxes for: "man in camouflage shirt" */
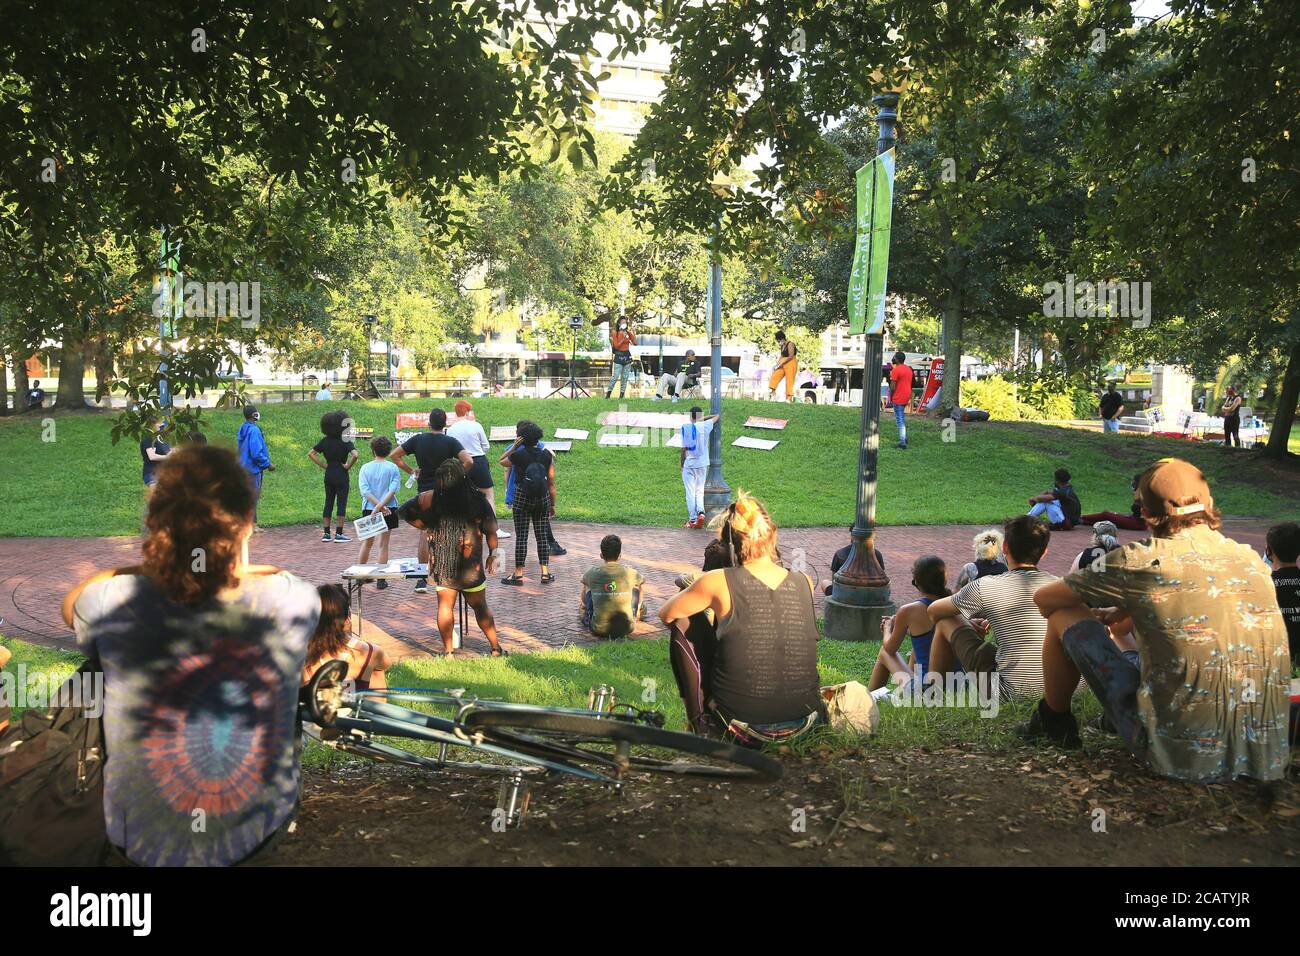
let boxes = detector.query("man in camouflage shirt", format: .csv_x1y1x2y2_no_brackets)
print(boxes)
1023,458,1289,782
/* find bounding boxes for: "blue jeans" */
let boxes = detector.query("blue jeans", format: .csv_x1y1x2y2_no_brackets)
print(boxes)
1028,501,1065,524
1062,619,1143,751
1102,417,1119,433
892,402,907,445
606,361,633,397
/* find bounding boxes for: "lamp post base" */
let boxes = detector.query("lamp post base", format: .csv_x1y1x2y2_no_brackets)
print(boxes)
823,590,894,643
703,479,732,523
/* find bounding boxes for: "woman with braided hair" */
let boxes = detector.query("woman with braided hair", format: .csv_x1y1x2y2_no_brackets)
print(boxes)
659,493,824,738
398,459,508,658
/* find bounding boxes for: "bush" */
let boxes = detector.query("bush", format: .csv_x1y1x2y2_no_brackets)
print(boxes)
958,376,1088,421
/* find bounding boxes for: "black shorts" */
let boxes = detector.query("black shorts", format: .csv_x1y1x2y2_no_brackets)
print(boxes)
467,455,493,489
362,508,399,531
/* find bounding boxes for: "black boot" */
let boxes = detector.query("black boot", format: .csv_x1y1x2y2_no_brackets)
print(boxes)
1016,698,1081,749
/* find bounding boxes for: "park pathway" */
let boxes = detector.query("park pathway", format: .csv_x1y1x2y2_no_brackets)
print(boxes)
0,519,1272,662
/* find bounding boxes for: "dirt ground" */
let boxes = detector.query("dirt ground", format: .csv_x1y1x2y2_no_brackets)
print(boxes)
260,740,1300,866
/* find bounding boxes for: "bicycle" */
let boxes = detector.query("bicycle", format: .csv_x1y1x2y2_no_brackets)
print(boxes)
300,661,782,826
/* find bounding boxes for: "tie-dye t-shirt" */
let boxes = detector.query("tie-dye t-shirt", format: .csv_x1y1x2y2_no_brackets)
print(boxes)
73,571,319,866
1064,525,1290,782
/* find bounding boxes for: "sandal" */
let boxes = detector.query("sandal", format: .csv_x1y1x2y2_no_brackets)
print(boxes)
490,644,509,658
501,575,524,585
540,573,556,584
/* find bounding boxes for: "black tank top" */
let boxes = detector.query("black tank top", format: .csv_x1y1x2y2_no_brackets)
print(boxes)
712,566,822,724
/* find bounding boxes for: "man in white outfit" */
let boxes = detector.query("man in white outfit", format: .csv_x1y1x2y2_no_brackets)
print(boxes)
679,406,720,529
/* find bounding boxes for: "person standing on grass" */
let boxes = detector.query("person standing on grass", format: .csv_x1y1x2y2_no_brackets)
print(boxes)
140,419,171,489
236,404,274,526
308,410,358,542
1265,522,1300,666
887,351,913,449
501,421,556,586
1221,384,1243,448
1026,458,1289,782
768,330,798,402
604,317,637,399
580,534,645,639
399,460,508,658
389,408,474,594
357,435,401,586
679,406,719,529
1099,382,1125,433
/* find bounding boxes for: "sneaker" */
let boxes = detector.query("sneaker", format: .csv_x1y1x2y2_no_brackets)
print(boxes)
1016,699,1081,749
376,579,388,591
549,545,567,556
414,577,429,594
334,531,351,542
696,512,706,528
897,442,908,450
321,531,331,542
497,529,511,539
1085,713,1116,735
671,396,679,403
652,394,662,401
684,519,697,528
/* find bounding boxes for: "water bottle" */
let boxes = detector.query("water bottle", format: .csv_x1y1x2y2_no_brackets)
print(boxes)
405,468,418,489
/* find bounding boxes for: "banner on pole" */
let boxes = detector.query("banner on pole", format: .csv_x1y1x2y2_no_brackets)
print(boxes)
847,149,895,336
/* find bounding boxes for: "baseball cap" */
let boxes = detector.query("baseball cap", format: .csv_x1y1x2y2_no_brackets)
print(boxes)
454,400,473,416
1138,458,1213,518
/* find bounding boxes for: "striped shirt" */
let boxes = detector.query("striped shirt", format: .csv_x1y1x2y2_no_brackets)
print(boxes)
953,567,1059,699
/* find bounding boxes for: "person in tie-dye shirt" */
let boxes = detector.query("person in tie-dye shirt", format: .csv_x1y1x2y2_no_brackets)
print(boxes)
1024,458,1289,782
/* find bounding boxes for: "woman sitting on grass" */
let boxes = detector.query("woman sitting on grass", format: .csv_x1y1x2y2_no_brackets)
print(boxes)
869,556,961,695
659,494,824,739
399,460,508,658
60,445,320,867
303,584,389,691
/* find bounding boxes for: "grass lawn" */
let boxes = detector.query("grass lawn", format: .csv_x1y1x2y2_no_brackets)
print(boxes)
1,397,1296,537
1,634,1090,758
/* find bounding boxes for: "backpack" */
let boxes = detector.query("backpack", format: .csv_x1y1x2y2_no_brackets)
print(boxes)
521,448,549,502
0,661,109,866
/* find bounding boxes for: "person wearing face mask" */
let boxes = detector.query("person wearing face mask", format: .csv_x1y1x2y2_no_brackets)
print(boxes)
604,317,637,399
236,404,275,526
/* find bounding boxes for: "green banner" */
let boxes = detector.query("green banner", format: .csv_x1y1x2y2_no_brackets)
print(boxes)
847,148,895,335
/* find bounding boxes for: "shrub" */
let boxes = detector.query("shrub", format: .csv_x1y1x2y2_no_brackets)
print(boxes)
958,376,1088,421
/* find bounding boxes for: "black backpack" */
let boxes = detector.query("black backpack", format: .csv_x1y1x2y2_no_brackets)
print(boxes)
0,661,109,866
521,448,549,502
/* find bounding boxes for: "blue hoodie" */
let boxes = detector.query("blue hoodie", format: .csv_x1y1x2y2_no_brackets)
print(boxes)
237,421,271,474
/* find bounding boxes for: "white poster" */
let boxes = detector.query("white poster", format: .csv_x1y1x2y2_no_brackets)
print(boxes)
354,511,390,541
732,436,780,451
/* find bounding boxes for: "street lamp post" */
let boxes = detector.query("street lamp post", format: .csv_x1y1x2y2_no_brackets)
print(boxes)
824,92,899,643
702,226,731,518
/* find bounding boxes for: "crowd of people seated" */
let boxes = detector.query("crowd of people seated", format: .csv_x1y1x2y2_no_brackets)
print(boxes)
34,429,1296,866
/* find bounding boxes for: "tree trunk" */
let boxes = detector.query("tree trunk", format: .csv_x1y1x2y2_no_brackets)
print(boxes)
56,322,88,409
92,334,115,406
0,353,8,415
939,288,963,411
12,352,29,412
1264,331,1300,459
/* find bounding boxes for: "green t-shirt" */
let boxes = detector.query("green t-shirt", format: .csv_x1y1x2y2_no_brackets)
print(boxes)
582,562,644,637
1064,525,1290,783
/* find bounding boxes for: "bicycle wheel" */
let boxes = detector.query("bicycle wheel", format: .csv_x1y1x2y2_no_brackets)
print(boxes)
461,708,783,782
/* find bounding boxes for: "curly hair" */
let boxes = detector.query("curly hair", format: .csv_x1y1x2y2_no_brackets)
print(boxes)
141,445,254,605
972,529,1003,561
319,409,348,439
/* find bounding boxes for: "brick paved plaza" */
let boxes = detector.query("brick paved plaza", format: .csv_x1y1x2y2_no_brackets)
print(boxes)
0,519,1271,662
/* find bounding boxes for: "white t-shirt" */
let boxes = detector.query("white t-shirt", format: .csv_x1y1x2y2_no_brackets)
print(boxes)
681,418,715,469
447,419,491,457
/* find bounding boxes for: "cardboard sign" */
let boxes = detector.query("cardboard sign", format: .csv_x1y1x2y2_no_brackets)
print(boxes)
733,436,779,451
395,412,466,431
554,428,590,440
598,432,646,447
547,440,573,452
744,416,788,430
354,511,390,541
489,426,518,441
600,411,692,429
